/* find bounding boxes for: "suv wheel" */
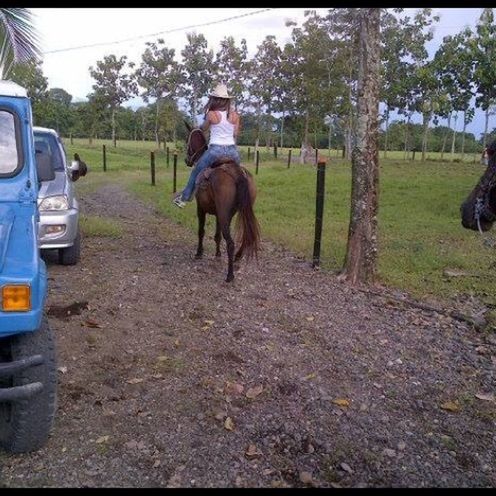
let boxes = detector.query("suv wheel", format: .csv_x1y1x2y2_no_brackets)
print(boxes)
59,228,81,265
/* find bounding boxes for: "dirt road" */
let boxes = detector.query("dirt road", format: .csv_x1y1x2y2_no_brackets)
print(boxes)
1,182,494,487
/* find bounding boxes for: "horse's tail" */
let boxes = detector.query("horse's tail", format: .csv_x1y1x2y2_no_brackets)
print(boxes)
235,171,260,260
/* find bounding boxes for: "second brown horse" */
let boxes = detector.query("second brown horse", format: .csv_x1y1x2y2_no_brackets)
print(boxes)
184,122,260,282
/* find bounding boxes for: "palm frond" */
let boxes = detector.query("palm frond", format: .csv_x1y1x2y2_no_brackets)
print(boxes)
0,8,41,78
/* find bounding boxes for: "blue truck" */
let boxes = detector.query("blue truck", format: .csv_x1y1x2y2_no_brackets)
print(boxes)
0,80,57,453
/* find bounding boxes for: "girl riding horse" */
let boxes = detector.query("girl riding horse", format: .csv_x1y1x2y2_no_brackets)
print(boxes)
173,83,241,208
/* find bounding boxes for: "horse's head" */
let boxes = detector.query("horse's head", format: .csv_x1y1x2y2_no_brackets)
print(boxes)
184,120,208,167
461,146,496,232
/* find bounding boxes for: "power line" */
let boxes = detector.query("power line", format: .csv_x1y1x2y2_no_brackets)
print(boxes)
43,8,275,55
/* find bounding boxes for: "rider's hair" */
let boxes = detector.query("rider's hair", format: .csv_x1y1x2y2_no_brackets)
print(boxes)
204,96,231,119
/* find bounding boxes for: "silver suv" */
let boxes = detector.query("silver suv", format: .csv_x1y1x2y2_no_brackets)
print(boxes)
34,126,81,265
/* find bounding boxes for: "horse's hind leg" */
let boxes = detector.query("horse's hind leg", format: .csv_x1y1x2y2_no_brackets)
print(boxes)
196,206,206,259
218,213,235,282
215,217,222,257
235,245,243,262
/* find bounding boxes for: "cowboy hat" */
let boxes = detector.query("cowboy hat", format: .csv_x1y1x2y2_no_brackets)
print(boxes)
209,83,233,99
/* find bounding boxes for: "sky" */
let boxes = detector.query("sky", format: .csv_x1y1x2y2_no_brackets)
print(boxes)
32,7,490,138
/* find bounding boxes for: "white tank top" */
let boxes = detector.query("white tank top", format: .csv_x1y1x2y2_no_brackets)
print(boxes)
209,111,235,146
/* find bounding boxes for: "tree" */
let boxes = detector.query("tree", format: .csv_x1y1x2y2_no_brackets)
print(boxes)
247,35,283,154
0,8,40,78
433,29,474,160
343,8,381,285
180,32,214,126
135,39,184,148
9,59,49,125
471,8,496,150
89,54,137,147
214,36,249,110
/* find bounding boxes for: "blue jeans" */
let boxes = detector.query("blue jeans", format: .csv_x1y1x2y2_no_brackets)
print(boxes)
181,144,241,201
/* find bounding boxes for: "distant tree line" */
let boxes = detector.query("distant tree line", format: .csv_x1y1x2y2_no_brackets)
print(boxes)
9,8,496,159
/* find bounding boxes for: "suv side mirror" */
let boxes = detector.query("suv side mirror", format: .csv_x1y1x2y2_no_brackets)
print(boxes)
36,153,55,182
69,160,80,182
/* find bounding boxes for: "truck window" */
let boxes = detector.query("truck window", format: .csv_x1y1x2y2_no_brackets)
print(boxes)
34,132,65,172
0,110,19,174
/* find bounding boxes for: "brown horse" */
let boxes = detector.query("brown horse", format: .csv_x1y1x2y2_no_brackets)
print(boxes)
460,141,496,232
184,121,260,282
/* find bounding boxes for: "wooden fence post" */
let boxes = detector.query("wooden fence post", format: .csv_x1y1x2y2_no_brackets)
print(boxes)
173,153,178,193
256,150,260,175
287,149,292,168
150,151,155,186
312,160,327,268
103,144,107,172
167,147,170,168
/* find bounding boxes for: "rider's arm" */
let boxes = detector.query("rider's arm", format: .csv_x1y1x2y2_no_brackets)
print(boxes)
233,113,240,140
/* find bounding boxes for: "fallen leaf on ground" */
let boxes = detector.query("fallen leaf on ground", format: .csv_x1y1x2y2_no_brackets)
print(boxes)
333,398,350,407
245,444,262,459
303,373,317,381
443,268,472,278
95,435,109,444
440,401,460,412
224,417,235,431
306,316,314,322
246,385,264,399
153,459,161,468
224,382,244,395
58,366,68,374
475,392,495,402
126,378,144,384
204,320,215,326
299,471,313,485
83,319,102,328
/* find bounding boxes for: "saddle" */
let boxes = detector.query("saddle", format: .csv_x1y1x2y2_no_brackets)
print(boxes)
195,158,244,189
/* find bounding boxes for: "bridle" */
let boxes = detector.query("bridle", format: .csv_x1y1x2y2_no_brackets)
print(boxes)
186,128,208,167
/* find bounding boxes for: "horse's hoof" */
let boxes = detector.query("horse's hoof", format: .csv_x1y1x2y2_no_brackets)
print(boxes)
215,253,221,258
225,275,234,283
195,254,203,260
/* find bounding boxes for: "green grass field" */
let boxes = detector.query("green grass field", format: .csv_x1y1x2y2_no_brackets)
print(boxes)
66,138,495,304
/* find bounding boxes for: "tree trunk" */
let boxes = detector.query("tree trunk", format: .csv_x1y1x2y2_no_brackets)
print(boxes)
440,112,451,160
255,101,261,163
421,111,430,162
343,8,381,285
328,124,332,158
384,108,389,159
461,110,467,161
112,108,116,148
280,109,285,148
483,107,489,150
451,113,458,160
300,109,310,164
155,98,160,148
192,96,198,128
403,117,409,160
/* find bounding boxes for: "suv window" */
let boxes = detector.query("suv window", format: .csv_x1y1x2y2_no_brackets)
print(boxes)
34,132,65,172
0,110,19,174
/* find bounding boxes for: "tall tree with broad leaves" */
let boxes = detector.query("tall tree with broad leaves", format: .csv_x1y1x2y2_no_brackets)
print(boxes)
214,36,249,111
433,28,475,160
470,8,496,149
248,35,283,153
9,59,48,125
180,32,214,126
135,39,184,148
0,8,41,79
343,8,381,285
89,54,137,147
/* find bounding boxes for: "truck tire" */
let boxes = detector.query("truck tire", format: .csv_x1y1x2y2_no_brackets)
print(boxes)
59,228,81,265
0,315,57,453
